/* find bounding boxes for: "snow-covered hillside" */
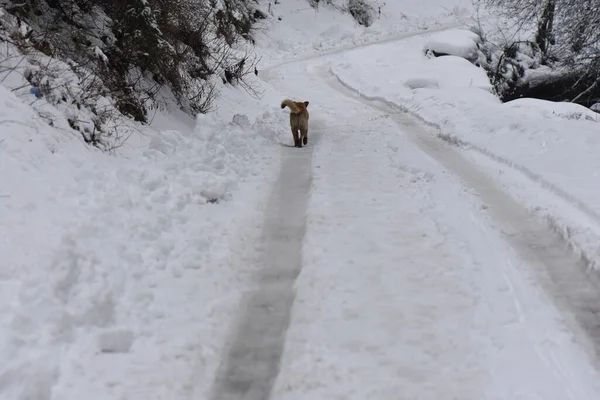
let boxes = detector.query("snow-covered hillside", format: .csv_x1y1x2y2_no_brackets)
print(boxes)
4,0,600,399
256,0,473,67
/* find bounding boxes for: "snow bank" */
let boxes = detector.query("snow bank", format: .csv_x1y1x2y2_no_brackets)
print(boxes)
423,27,480,61
0,75,285,398
329,28,600,268
504,98,600,122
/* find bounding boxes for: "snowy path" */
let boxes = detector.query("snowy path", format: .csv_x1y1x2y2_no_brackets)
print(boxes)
209,125,321,399
323,64,600,357
257,50,600,398
262,23,458,73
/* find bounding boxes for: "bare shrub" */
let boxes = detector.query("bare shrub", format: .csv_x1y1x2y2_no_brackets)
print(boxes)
348,0,375,27
476,0,600,105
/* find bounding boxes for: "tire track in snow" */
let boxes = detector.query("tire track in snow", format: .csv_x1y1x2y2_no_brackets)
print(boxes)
315,62,600,365
328,60,600,270
209,25,442,398
208,129,320,400
331,64,600,227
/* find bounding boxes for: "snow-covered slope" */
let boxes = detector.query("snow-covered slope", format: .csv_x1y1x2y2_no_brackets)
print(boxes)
0,56,288,398
255,0,474,67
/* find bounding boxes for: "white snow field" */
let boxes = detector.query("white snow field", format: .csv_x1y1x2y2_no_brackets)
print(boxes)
4,0,600,399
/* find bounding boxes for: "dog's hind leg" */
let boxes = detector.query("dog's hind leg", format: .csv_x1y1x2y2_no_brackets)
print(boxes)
291,128,301,148
301,127,308,146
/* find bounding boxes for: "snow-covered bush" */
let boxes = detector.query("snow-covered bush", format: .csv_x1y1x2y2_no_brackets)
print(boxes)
0,0,264,141
347,0,376,27
472,31,542,100
307,0,379,27
473,0,600,107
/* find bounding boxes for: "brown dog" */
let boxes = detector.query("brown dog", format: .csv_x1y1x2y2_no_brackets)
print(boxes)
281,99,310,148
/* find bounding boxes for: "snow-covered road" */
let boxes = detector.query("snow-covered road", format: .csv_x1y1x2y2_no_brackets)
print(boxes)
210,117,321,400
4,3,600,396
245,44,600,398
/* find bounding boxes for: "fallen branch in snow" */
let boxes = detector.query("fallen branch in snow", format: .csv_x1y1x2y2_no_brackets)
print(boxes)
571,76,600,104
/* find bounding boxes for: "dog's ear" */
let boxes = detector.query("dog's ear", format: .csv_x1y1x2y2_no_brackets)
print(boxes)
304,101,309,107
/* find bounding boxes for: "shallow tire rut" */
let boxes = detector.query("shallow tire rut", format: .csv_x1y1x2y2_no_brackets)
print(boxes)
317,62,600,363
208,135,318,400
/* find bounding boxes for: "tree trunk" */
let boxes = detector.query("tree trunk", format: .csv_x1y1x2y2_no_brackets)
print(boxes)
571,0,591,54
535,0,555,62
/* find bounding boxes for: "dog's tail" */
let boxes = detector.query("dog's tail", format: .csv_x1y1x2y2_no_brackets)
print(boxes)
281,99,302,114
